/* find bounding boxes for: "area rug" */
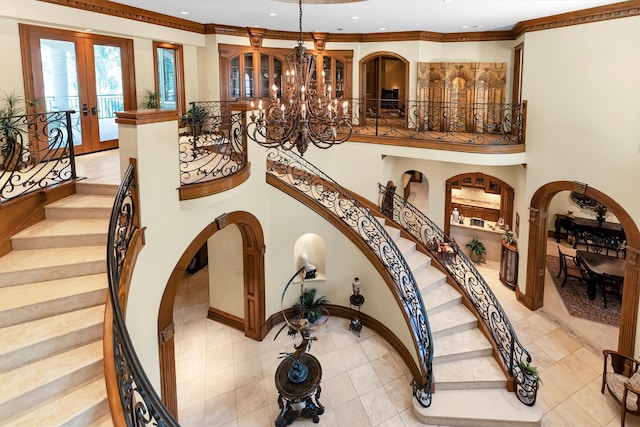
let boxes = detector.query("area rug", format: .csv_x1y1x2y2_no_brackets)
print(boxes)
546,255,620,326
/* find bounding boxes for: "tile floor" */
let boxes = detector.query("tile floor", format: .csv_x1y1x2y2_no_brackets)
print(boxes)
74,151,633,426
172,239,631,427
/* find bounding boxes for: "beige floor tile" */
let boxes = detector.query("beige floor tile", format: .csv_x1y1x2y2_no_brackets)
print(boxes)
553,396,601,426
235,381,268,418
349,362,383,396
333,398,373,427
359,386,398,425
324,372,358,408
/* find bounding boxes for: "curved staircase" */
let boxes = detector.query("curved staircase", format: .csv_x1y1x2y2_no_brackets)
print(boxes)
0,182,115,426
378,217,542,427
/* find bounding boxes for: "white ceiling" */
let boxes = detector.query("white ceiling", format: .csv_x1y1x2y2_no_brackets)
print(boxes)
112,0,627,34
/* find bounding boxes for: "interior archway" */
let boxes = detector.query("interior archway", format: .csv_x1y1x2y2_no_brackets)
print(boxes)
525,181,640,357
156,211,266,417
359,51,409,117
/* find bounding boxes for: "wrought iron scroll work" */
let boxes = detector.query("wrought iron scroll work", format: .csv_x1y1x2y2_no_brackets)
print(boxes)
267,148,433,407
107,165,178,426
378,184,539,406
180,102,247,186
0,110,76,203
350,99,525,145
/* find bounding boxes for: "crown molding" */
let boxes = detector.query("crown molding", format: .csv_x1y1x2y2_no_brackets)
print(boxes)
39,0,204,33
39,0,640,43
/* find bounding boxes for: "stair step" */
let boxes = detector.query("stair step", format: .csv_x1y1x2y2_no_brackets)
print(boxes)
405,250,431,273
0,305,105,374
0,340,104,423
395,237,416,255
413,389,542,427
383,225,401,241
76,181,118,196
429,304,477,338
0,246,106,288
434,356,507,390
413,267,447,292
11,218,109,249
424,282,462,314
433,328,493,363
91,412,115,427
4,377,109,426
45,194,114,219
0,274,108,328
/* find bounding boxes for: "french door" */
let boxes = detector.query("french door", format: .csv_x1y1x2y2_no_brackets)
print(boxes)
20,24,135,155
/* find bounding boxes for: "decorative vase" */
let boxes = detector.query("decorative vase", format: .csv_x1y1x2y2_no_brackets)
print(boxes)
352,277,360,295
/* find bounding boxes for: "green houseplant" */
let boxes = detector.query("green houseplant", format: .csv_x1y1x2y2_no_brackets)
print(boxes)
139,89,160,109
0,91,35,171
465,238,486,263
181,105,208,135
297,288,330,324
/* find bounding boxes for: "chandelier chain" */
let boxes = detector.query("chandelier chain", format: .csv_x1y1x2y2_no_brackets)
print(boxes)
298,0,303,46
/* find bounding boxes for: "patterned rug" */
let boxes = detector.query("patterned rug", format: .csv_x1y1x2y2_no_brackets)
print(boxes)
546,255,620,326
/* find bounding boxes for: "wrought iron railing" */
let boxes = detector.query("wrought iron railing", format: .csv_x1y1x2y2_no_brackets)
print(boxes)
107,164,178,426
378,183,539,406
44,95,124,119
0,110,77,203
267,148,434,407
349,98,526,145
180,102,247,186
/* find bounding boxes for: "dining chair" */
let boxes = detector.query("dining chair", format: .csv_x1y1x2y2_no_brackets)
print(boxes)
602,349,640,426
600,273,624,309
557,245,585,287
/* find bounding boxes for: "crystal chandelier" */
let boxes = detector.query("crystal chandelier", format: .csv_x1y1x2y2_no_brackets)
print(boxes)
246,0,352,156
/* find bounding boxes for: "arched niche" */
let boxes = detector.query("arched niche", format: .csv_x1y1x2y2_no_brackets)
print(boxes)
293,233,326,281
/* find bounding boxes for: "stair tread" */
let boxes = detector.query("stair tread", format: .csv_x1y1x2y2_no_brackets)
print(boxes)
12,218,109,239
4,377,108,426
0,274,107,313
0,246,105,273
405,250,431,271
46,193,114,209
413,389,542,427
0,305,105,360
434,328,492,357
414,267,447,291
0,340,103,406
434,355,506,383
424,282,461,311
429,304,477,334
395,237,416,254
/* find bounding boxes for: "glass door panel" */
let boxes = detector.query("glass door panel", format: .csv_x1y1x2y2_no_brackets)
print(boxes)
39,38,82,147
336,60,344,98
244,53,254,98
93,44,123,143
274,58,283,97
230,56,240,100
260,54,270,98
157,47,177,110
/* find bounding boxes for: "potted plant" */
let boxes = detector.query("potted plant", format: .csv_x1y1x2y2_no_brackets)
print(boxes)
465,238,486,263
502,226,516,246
139,89,160,109
181,105,208,135
0,91,32,171
297,288,330,324
521,361,542,386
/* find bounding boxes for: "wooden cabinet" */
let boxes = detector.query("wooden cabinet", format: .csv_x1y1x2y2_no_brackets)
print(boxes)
499,241,518,289
486,179,500,194
451,203,500,223
485,209,500,222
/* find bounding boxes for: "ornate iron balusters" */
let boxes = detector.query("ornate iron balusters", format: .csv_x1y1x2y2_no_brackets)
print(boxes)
267,149,434,407
350,99,525,145
378,184,539,406
0,110,76,203
107,165,178,426
180,102,247,186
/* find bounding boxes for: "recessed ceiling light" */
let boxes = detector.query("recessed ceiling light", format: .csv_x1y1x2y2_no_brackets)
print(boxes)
336,28,344,31
269,13,277,16
473,25,482,28
379,27,386,31
84,28,93,32
443,0,454,3
180,11,189,15
351,16,359,20
462,25,470,29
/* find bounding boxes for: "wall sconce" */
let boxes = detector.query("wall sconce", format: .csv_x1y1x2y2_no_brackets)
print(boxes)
349,277,365,336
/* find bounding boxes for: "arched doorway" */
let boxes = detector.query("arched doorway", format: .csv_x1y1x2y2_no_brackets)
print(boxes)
359,51,409,119
525,181,640,357
402,169,429,213
156,211,266,417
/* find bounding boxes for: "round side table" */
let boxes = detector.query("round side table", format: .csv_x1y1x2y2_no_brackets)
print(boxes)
349,294,365,337
274,353,324,426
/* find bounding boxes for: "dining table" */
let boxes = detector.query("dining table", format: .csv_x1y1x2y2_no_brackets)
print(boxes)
575,250,625,300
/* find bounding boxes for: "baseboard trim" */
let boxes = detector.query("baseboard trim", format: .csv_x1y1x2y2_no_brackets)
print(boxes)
208,307,244,332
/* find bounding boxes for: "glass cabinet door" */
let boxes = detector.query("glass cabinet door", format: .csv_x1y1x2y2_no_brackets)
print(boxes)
323,56,332,95
260,54,270,98
230,56,240,100
273,58,283,97
244,53,254,98
336,60,344,98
